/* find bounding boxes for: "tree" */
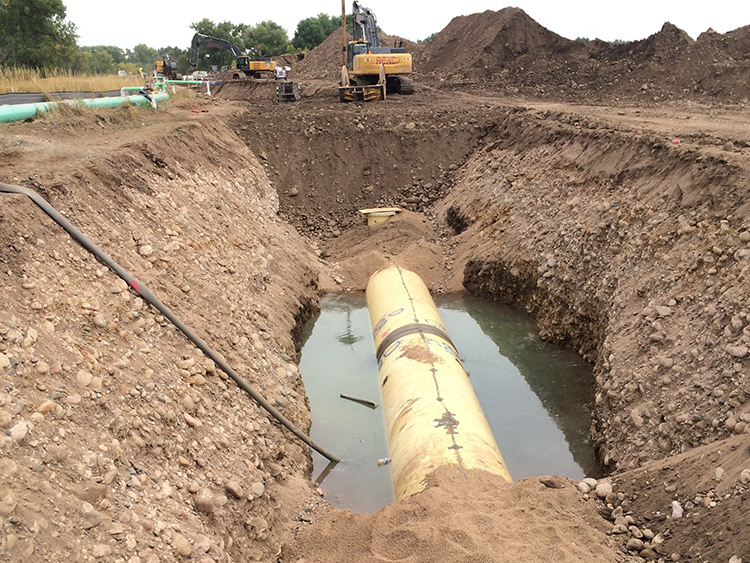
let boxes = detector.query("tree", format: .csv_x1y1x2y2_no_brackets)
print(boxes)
118,61,139,75
129,43,158,68
89,45,125,65
89,50,114,74
244,20,289,57
75,45,126,73
292,13,339,51
0,0,78,70
71,49,91,73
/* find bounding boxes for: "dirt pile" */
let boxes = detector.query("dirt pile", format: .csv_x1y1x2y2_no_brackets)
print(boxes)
290,466,626,562
292,29,351,81
418,7,580,76
411,8,750,104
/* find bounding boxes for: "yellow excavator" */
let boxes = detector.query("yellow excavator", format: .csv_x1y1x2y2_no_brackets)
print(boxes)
188,33,276,79
339,1,414,102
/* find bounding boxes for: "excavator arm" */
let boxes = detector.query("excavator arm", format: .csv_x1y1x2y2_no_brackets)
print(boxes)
352,1,381,48
189,33,243,70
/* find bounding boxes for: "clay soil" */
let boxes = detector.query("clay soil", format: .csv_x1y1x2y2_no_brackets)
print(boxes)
2,7,750,563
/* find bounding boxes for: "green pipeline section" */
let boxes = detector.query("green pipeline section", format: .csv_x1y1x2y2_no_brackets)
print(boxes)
0,92,170,124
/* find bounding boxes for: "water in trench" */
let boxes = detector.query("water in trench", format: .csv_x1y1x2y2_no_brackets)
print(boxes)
299,293,599,513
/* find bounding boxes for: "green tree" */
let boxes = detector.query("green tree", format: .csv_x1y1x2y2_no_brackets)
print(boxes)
0,0,78,69
72,49,91,73
244,20,289,57
118,62,139,75
292,13,339,51
128,43,158,68
88,45,125,64
89,49,114,74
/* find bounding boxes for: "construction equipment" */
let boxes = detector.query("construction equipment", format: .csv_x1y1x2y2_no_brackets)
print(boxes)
155,54,182,80
188,33,276,79
276,81,301,103
339,0,414,102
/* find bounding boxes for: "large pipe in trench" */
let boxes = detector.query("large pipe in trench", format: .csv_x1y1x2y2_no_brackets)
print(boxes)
366,265,512,498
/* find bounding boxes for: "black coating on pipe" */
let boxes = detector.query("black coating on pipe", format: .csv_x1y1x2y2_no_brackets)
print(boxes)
0,182,340,463
375,322,458,363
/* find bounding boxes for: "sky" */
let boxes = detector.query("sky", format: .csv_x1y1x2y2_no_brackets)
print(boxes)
64,0,750,50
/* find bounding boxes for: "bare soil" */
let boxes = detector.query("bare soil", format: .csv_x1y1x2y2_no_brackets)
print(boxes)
1,7,750,563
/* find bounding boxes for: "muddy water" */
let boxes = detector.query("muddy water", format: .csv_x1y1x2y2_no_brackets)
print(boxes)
299,293,599,513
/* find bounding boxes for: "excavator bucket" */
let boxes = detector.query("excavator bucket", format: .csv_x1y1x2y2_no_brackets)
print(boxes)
339,84,385,102
338,63,387,103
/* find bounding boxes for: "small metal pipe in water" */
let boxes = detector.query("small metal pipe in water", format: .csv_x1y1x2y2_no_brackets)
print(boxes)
366,265,512,498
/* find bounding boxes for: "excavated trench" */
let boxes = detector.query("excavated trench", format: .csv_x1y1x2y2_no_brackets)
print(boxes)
2,94,748,561
234,97,750,481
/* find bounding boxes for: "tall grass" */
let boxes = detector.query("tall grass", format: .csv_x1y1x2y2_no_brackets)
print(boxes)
0,67,144,94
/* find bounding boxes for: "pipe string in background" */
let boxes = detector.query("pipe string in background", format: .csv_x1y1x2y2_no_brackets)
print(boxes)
0,182,340,462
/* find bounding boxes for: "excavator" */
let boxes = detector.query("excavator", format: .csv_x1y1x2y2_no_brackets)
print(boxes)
188,33,276,79
339,1,414,102
154,54,181,80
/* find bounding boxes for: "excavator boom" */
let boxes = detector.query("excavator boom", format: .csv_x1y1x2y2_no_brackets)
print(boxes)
189,33,243,70
352,0,380,47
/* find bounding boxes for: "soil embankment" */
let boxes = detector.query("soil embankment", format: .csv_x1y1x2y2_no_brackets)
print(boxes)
0,102,322,561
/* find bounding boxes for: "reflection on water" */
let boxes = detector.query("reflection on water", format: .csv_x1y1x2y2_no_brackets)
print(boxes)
299,295,395,513
299,293,599,514
435,294,600,481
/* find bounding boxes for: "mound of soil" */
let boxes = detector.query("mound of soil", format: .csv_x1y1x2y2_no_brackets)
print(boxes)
290,466,623,562
409,8,750,105
292,29,349,81
418,7,581,75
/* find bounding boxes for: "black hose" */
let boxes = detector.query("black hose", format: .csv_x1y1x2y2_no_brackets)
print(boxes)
0,182,340,462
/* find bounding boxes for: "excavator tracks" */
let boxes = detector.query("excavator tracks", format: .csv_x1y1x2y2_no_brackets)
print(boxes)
395,76,415,95
385,75,415,95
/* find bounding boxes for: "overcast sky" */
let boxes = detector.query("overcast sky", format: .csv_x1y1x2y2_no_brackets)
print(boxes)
65,0,749,50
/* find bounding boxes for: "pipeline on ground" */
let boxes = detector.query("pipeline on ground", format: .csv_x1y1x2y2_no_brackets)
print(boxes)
0,93,170,124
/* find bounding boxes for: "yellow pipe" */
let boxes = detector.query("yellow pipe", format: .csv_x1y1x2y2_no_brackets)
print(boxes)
366,265,512,499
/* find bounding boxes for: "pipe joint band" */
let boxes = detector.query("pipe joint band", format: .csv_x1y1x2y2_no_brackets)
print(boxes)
376,322,458,362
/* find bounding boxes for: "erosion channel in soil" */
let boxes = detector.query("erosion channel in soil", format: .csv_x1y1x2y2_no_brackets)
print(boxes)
2,15,750,560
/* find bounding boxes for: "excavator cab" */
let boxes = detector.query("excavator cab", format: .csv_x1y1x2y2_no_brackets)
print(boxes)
346,41,370,70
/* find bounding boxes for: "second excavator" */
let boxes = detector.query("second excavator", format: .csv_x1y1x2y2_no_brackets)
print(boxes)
188,33,276,79
339,1,415,102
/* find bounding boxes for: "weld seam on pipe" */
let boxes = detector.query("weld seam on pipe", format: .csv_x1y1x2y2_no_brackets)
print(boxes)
0,182,339,462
